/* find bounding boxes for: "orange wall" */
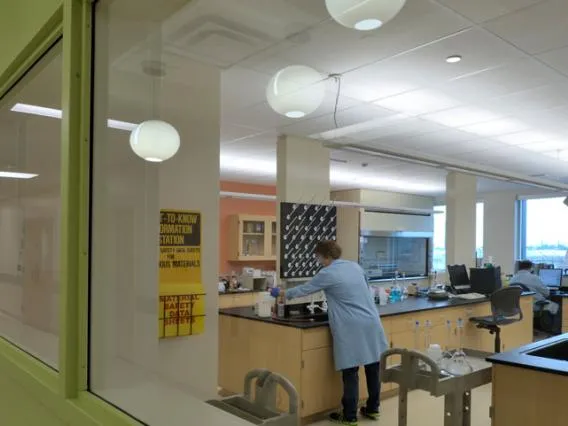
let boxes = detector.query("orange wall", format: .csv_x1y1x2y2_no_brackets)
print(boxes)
219,181,276,275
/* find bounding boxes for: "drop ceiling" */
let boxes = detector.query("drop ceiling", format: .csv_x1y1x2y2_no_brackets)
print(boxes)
198,0,568,195
8,0,568,197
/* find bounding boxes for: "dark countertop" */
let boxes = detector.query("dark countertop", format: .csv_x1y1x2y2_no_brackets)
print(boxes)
488,334,568,377
219,292,534,329
219,289,264,296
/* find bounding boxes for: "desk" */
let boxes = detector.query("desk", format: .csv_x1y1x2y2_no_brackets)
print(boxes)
550,292,568,333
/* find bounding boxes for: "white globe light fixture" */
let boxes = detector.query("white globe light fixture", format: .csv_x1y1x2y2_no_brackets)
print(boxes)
266,65,325,119
129,120,180,162
325,0,407,31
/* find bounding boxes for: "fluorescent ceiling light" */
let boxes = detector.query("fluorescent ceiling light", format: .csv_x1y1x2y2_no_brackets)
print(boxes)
421,106,500,128
341,146,440,167
312,113,408,140
459,118,529,137
520,140,568,152
374,89,460,116
11,103,137,131
0,171,38,179
497,131,555,146
544,150,568,161
446,55,462,64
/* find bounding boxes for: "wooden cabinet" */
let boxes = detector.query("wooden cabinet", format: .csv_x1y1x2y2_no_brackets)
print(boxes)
228,214,277,261
218,292,260,309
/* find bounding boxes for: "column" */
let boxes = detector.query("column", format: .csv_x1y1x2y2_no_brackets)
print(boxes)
445,172,477,267
277,134,330,203
276,135,330,294
483,192,517,274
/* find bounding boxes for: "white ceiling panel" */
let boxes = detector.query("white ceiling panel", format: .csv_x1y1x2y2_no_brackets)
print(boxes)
279,103,393,138
437,0,544,24
442,58,562,102
483,0,568,54
420,106,501,127
537,45,568,77
221,123,265,144
423,138,503,156
383,128,477,150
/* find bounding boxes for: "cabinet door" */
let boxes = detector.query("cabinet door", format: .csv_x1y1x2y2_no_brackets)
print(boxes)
240,218,267,258
301,347,342,417
270,219,277,258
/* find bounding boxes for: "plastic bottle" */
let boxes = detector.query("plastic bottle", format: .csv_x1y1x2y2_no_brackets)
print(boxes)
378,287,388,306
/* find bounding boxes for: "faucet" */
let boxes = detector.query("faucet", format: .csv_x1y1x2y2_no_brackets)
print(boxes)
307,296,317,315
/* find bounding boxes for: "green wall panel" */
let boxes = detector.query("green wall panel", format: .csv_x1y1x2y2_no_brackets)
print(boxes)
0,373,67,426
0,0,61,75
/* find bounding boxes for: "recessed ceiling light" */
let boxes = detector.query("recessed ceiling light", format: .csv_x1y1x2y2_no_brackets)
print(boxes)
446,55,462,64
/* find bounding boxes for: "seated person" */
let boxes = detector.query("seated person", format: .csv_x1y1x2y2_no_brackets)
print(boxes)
510,260,559,315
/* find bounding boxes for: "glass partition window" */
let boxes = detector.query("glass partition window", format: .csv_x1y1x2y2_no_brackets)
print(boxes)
519,197,568,268
432,202,484,272
0,45,62,368
360,236,429,280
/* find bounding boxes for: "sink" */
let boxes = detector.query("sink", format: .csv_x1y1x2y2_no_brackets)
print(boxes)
280,312,329,323
526,339,568,362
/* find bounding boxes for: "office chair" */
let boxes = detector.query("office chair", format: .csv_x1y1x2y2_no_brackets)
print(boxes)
510,283,557,334
470,286,523,353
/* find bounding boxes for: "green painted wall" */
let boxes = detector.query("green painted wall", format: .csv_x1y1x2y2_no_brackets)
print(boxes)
0,1,68,422
0,0,62,79
0,372,67,426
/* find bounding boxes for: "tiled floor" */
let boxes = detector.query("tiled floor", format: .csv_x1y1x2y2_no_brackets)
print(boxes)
311,384,492,426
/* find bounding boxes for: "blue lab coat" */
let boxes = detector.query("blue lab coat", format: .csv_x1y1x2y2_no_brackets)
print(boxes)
286,259,389,371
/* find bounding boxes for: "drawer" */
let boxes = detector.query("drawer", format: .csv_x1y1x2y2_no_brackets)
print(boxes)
302,328,333,351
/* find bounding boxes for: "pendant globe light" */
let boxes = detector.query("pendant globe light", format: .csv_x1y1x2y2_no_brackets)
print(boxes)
325,0,407,31
129,120,180,162
130,28,181,163
266,65,326,118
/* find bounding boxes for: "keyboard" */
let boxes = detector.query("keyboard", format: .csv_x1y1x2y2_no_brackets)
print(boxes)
454,293,486,300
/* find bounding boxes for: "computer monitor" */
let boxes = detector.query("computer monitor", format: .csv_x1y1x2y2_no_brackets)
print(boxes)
539,268,562,288
470,266,502,296
447,264,469,286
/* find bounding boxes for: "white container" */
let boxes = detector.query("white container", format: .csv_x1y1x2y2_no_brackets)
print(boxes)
378,287,388,306
427,344,443,365
256,293,274,318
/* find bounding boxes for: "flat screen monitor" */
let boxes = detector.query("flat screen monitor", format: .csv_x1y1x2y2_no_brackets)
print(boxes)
470,266,502,296
539,268,562,288
448,264,469,286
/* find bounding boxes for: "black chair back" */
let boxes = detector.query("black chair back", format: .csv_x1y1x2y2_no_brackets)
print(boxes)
490,286,523,321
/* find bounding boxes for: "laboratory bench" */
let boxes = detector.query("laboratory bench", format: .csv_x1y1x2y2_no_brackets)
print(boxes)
218,293,534,424
488,334,568,426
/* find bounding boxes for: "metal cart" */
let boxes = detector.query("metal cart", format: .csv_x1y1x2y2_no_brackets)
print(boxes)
380,348,492,426
208,369,299,425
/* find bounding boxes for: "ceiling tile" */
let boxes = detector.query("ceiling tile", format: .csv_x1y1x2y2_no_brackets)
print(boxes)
437,0,544,24
483,0,568,54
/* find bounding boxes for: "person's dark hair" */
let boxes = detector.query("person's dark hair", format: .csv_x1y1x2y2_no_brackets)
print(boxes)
518,260,533,271
314,240,342,260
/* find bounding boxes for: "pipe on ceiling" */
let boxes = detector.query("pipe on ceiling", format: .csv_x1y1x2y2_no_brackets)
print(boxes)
220,191,435,216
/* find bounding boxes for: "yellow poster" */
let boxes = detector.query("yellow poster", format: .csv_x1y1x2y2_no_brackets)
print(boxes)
158,209,205,339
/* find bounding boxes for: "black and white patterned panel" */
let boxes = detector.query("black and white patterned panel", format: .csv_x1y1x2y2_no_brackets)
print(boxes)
280,202,337,279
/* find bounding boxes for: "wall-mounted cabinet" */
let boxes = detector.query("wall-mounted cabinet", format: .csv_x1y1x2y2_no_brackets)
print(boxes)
228,214,277,261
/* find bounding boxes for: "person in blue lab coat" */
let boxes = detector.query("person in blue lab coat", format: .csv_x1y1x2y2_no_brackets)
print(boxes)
272,240,389,425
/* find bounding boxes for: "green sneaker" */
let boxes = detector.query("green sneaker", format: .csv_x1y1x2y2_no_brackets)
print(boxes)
360,407,380,420
329,412,358,425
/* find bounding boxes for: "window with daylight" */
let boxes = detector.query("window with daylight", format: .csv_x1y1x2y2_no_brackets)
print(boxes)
519,197,568,269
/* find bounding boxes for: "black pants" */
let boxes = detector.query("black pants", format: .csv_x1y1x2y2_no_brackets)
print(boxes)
341,362,381,421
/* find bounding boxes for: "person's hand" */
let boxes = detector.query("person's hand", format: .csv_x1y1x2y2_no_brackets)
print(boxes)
270,287,281,298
